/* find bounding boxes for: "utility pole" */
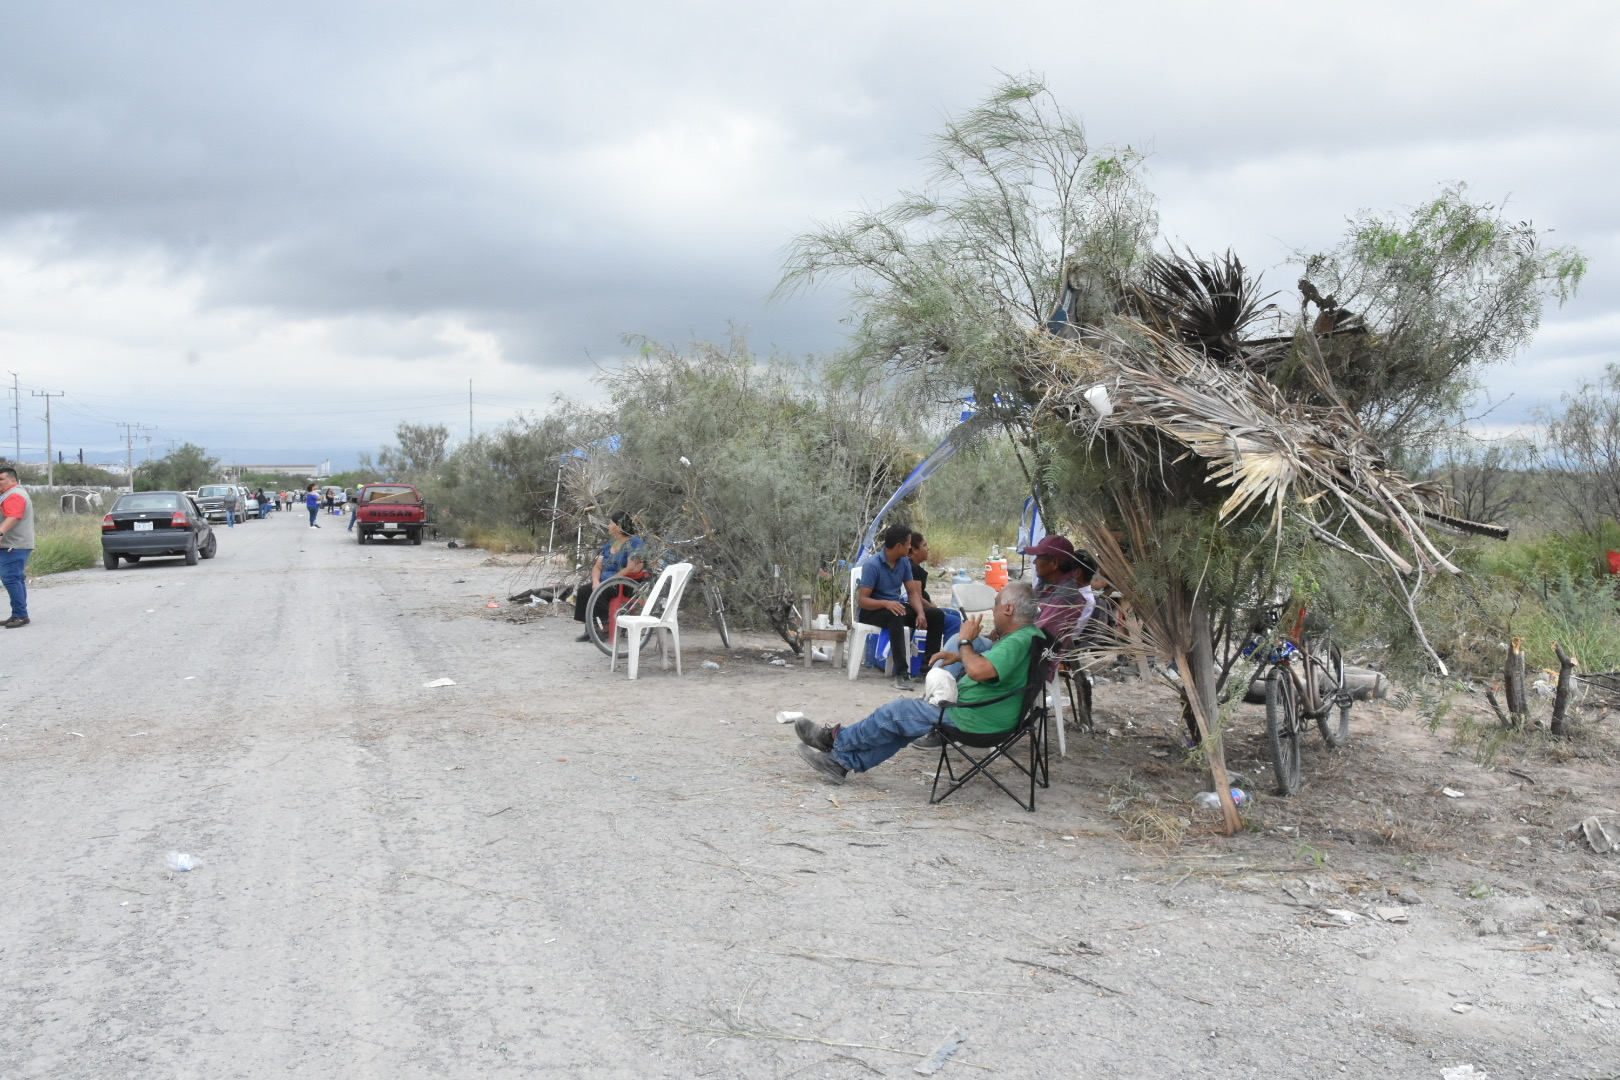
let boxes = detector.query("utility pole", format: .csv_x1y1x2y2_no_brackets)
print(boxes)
31,389,64,487
7,373,18,465
468,379,474,442
119,422,140,491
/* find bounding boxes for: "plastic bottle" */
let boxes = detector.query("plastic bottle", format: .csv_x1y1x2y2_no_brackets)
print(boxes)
831,602,844,628
1193,789,1248,810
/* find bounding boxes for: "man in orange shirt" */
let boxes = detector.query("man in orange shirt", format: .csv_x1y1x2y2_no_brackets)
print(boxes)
0,467,35,628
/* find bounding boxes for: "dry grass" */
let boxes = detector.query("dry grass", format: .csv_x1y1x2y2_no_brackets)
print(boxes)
460,523,537,553
921,521,1019,565
1106,778,1188,849
31,508,101,576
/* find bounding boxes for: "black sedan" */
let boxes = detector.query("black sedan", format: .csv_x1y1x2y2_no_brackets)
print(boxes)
101,491,218,568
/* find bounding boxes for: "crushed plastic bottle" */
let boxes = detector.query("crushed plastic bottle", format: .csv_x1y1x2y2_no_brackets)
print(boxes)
1193,789,1249,810
165,851,199,872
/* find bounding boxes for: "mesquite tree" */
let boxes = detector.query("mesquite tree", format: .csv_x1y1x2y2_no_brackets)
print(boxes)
786,75,1582,830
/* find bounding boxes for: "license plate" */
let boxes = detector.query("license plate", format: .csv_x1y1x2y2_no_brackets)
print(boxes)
383,522,398,530
134,521,154,531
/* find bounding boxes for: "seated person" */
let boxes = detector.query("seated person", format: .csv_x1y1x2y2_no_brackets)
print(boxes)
572,511,646,641
856,524,928,689
906,530,948,671
1018,534,1096,644
793,582,1041,783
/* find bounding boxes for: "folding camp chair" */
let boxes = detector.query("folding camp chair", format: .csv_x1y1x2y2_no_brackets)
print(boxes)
928,630,1058,812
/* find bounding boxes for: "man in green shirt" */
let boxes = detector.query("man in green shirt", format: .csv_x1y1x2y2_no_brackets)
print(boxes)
794,581,1044,782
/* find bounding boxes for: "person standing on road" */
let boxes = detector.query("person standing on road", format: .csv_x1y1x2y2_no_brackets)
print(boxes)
0,466,34,628
223,486,239,528
305,484,322,528
347,486,361,532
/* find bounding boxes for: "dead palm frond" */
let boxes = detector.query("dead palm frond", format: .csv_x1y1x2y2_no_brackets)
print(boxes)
1130,250,1278,364
1026,320,1479,580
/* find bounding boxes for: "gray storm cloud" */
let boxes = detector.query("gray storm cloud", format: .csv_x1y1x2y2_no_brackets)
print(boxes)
0,0,1614,460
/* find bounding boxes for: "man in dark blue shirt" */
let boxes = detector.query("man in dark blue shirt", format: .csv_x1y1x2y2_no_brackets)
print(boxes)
857,524,927,690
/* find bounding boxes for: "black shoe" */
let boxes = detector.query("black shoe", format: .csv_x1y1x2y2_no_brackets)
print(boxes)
895,675,915,692
575,632,591,642
796,744,847,783
911,730,944,749
2,616,28,628
794,716,838,752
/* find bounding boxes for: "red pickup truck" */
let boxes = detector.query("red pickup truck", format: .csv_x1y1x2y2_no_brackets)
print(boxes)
354,483,428,545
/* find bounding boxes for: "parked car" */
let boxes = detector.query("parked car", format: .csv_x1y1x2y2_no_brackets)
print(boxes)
101,491,217,568
193,484,235,522
237,485,259,518
354,483,427,544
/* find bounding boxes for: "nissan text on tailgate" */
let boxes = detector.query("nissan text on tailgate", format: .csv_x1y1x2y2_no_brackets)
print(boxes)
355,484,427,545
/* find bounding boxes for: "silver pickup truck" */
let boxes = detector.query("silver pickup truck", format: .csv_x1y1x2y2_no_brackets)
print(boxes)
193,484,237,523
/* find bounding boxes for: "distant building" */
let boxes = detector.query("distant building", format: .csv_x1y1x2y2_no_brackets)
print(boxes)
224,465,322,480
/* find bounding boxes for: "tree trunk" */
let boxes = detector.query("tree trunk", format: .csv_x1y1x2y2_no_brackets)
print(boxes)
1504,637,1529,725
1551,641,1578,738
1180,604,1242,836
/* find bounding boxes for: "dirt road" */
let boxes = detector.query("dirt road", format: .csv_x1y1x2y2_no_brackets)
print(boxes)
2,509,1617,1078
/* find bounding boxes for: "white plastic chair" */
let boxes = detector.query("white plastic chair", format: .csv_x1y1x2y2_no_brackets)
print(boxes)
611,562,695,680
1046,666,1068,758
845,565,910,681
951,581,998,617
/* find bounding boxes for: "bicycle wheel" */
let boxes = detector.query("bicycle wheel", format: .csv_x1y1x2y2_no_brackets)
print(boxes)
586,574,656,657
1313,648,1351,747
702,577,732,650
1265,666,1303,796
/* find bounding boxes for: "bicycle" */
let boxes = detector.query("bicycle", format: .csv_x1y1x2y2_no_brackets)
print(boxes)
584,550,811,658
583,543,732,657
1244,606,1353,796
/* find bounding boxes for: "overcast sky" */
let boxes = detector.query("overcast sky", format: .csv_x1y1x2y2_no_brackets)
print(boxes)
1,0,1615,469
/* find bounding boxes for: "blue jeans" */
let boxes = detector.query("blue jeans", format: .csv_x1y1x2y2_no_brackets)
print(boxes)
347,511,356,531
0,547,29,618
307,505,319,526
225,508,236,527
831,697,954,773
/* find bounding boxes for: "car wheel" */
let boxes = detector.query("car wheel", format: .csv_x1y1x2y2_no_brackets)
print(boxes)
184,539,199,566
201,535,218,559
357,529,366,545
410,528,422,545
103,551,119,570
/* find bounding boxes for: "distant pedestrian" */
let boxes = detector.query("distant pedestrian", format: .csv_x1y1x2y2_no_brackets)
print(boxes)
0,466,34,628
305,484,322,528
223,486,239,528
257,489,271,518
